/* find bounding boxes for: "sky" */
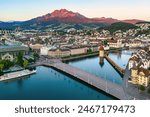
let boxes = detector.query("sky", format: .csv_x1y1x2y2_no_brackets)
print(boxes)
0,0,150,21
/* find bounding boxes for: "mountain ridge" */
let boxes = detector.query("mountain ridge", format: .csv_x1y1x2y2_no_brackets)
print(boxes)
0,9,148,30
27,9,145,24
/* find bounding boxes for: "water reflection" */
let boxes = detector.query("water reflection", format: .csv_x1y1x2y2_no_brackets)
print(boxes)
0,66,115,100
108,50,134,69
99,57,104,68
68,50,134,85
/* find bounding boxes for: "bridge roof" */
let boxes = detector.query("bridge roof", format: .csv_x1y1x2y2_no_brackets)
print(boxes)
0,45,29,53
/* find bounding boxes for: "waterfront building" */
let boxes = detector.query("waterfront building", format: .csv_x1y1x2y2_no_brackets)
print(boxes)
108,39,124,48
48,48,70,57
129,49,150,87
131,65,138,84
128,49,150,70
70,47,88,55
128,56,140,70
131,67,150,87
125,40,142,48
0,45,29,61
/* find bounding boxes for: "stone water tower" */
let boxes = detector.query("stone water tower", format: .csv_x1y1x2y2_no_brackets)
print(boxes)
99,46,104,66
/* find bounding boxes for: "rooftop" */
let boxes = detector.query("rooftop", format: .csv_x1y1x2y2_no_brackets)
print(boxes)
0,45,29,53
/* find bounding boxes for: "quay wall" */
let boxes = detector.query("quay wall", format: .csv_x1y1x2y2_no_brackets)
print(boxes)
62,52,99,62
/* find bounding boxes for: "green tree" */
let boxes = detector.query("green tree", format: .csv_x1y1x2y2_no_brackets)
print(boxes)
29,47,33,52
86,31,91,35
0,60,14,70
17,52,24,67
28,58,35,63
0,70,4,76
147,88,150,94
33,53,39,61
139,85,145,92
0,64,4,71
23,60,29,68
103,40,108,46
87,48,92,53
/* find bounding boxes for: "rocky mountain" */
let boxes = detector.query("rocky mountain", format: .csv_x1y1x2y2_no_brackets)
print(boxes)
27,9,145,24
27,9,101,24
0,9,147,30
91,17,120,24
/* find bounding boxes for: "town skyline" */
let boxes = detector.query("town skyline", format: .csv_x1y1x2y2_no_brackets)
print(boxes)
0,0,150,21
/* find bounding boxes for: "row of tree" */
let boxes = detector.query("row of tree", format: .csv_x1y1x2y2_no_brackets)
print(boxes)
0,52,39,76
16,52,39,68
0,60,14,76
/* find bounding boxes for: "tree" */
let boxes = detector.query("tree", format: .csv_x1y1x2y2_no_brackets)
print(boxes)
23,60,29,68
86,31,92,35
29,47,33,52
0,64,4,71
28,58,35,63
139,85,145,92
17,52,24,67
0,60,14,70
87,48,92,53
33,53,39,61
147,88,150,94
103,40,108,46
0,70,4,76
0,64,4,76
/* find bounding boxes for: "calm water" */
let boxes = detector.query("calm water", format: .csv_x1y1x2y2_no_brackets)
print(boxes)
108,50,134,69
68,50,133,85
0,66,114,100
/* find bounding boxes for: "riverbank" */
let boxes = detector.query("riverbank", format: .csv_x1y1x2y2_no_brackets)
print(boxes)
62,52,99,62
0,70,36,82
62,47,129,62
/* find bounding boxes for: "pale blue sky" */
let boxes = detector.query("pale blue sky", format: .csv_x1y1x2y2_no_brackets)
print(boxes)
0,0,150,21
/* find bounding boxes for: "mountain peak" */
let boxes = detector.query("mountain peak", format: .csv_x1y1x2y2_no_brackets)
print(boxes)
27,9,146,25
51,9,85,18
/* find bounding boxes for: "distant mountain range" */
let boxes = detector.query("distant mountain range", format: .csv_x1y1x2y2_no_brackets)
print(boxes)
0,9,147,30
